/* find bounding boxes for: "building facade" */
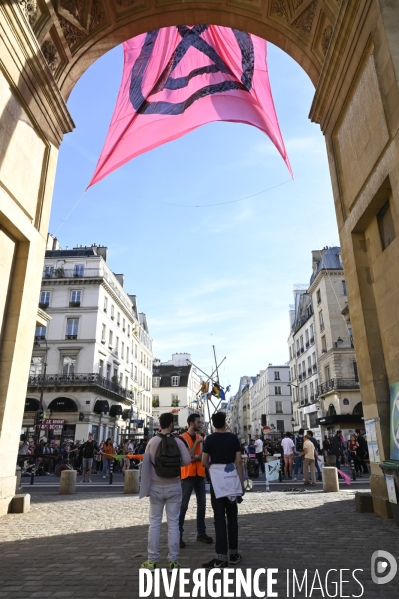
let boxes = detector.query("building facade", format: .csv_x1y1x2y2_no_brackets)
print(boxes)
288,248,363,443
309,248,363,439
288,287,321,442
151,353,202,431
226,376,254,439
250,365,292,436
24,236,153,444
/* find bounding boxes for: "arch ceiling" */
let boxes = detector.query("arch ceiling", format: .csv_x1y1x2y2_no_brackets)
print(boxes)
24,0,341,98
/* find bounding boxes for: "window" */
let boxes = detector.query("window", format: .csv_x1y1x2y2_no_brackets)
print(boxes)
104,296,108,312
106,363,111,380
111,305,115,320
152,395,160,408
310,381,314,395
62,356,76,375
44,265,54,278
35,326,46,339
305,330,309,344
101,324,106,341
121,342,124,360
353,361,359,382
134,365,137,381
275,386,281,395
126,347,129,363
319,311,324,331
171,376,179,386
274,371,280,381
312,352,316,364
70,290,81,306
125,376,128,390
300,387,304,400
321,335,327,351
153,377,160,387
66,318,78,339
276,420,284,432
74,264,84,277
39,291,51,307
378,200,396,250
304,386,308,399
300,336,304,351
276,401,283,414
99,359,104,376
109,330,113,347
325,365,330,382
115,337,119,353
123,318,126,331
342,280,347,296
30,357,43,376
316,289,321,304
127,324,130,337
117,312,121,326
135,344,137,358
171,394,179,406
309,413,318,428
173,414,179,425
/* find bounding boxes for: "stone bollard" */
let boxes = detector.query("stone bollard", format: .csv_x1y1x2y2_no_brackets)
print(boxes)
322,467,339,492
15,465,22,493
124,469,140,494
59,469,77,494
9,494,30,513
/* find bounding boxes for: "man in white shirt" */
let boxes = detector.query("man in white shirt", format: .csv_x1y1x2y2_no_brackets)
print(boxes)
254,435,265,474
281,432,295,479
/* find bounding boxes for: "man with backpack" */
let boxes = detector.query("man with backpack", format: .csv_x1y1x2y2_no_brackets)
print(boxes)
178,414,213,548
141,412,196,572
292,428,304,481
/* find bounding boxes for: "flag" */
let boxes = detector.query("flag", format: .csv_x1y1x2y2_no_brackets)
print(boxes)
212,384,220,398
201,381,210,394
88,25,291,187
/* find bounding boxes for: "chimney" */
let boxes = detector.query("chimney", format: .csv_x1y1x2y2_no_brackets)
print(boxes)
114,273,124,288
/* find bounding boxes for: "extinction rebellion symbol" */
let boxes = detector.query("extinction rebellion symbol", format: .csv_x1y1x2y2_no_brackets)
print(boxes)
129,25,255,116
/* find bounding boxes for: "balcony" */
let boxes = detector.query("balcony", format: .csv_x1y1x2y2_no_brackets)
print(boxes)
318,378,360,396
296,350,300,357
65,335,77,340
307,367,312,375
27,372,134,403
69,301,81,307
300,346,304,353
312,364,317,372
310,393,315,402
298,373,303,382
306,341,310,349
310,336,315,344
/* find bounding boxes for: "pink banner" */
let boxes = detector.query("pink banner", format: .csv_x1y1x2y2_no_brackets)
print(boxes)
88,26,291,187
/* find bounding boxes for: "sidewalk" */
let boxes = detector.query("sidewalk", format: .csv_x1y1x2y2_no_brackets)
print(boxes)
1,489,398,598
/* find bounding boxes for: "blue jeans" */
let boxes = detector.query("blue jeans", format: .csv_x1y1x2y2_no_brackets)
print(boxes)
102,458,111,476
293,455,303,476
179,476,206,537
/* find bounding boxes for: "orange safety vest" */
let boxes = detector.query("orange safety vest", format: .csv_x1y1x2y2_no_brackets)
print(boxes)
180,432,205,479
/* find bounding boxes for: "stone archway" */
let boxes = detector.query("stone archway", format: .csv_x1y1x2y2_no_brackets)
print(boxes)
1,0,399,520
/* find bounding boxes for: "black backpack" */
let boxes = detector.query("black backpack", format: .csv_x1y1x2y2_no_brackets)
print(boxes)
295,434,304,453
153,434,181,478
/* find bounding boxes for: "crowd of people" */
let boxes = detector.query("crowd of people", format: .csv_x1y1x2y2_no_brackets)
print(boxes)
18,434,147,479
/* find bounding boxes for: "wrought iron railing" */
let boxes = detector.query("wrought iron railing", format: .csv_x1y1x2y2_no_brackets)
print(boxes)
27,372,134,400
318,378,360,396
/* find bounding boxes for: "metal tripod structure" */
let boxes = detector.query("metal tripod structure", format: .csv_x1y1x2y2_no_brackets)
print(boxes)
187,346,230,434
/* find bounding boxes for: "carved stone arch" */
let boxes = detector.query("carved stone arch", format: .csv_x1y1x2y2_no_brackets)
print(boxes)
42,0,341,100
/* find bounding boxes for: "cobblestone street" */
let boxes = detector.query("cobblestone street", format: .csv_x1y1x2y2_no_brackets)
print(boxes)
1,490,398,598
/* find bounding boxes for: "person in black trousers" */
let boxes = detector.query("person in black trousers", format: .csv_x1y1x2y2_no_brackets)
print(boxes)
201,411,245,570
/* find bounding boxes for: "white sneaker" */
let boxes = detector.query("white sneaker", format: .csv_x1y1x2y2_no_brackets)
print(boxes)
102,476,106,479
88,478,92,483
292,477,297,481
80,479,85,483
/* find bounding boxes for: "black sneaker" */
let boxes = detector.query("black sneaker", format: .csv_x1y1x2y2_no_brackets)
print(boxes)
229,554,242,565
197,533,213,544
180,538,186,549
202,558,228,570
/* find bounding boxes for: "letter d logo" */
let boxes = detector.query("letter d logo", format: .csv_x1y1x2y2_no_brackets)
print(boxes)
371,550,397,585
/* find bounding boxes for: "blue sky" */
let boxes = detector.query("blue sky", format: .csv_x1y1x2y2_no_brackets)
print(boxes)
50,38,339,396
